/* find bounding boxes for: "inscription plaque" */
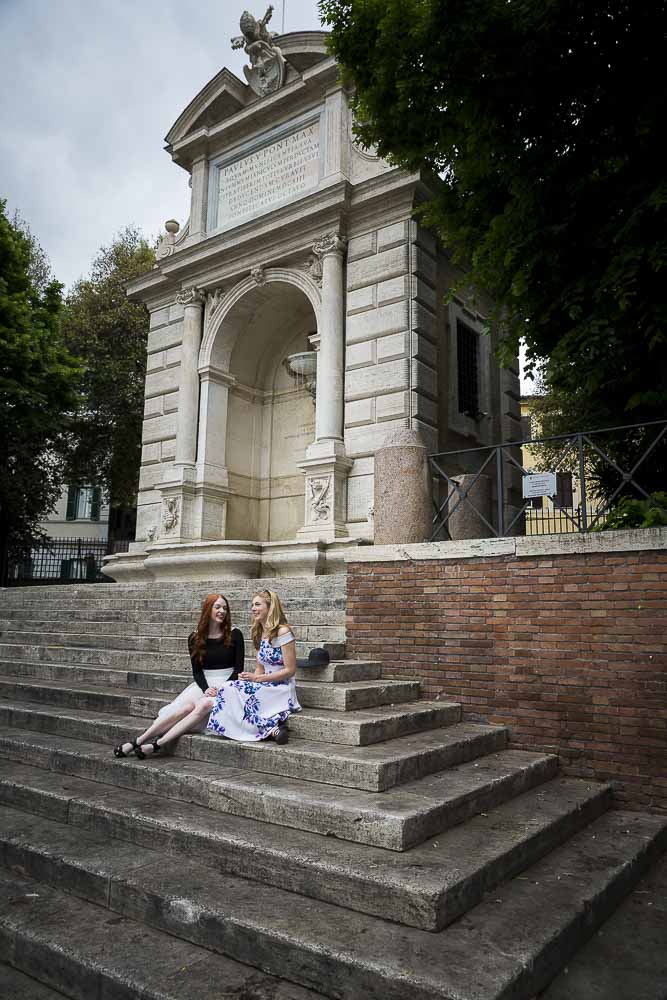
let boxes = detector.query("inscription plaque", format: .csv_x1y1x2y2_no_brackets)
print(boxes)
217,122,320,227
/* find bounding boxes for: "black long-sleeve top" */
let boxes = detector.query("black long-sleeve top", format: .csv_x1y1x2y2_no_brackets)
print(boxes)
188,628,245,694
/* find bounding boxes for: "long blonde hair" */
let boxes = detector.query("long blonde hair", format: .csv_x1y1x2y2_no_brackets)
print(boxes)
251,589,289,649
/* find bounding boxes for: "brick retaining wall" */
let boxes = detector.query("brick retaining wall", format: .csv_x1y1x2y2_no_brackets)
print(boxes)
347,538,667,812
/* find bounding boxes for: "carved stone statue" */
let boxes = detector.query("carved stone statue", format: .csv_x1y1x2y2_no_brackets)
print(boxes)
231,7,285,97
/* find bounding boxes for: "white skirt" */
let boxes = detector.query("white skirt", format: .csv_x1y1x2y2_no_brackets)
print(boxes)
157,668,234,732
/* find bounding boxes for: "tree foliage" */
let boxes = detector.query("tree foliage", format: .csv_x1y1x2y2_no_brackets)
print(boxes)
61,227,154,513
320,0,667,441
0,199,81,584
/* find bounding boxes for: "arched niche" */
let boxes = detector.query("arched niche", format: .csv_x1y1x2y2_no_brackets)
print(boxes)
197,270,320,542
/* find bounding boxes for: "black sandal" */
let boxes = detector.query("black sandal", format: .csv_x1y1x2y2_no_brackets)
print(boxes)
114,738,140,758
271,724,289,746
133,741,163,760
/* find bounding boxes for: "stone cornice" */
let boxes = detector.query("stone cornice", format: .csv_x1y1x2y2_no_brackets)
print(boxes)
155,180,351,284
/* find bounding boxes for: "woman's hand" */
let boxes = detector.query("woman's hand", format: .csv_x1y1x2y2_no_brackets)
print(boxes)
205,686,219,697
239,671,264,682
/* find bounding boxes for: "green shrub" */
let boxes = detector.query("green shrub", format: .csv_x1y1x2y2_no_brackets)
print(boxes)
594,492,667,530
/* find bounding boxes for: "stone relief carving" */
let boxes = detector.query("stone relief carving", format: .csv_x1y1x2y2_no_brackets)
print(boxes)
309,477,332,522
162,497,180,534
146,525,158,543
302,253,322,287
231,7,285,97
206,286,226,314
313,233,347,259
176,286,205,306
251,266,266,286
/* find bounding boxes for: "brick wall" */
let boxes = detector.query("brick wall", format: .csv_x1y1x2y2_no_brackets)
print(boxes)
347,547,667,812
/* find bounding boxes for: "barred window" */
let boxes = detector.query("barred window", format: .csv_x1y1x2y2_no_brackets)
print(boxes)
457,320,479,417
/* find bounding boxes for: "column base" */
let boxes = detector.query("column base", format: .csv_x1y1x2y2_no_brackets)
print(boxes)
298,445,352,543
154,465,230,544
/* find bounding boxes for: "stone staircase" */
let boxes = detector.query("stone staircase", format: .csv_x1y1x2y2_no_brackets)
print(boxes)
0,578,665,1000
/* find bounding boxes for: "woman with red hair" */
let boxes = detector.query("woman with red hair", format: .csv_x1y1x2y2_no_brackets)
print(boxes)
113,592,244,758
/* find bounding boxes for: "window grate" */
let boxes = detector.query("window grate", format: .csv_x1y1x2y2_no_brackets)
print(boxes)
457,320,479,417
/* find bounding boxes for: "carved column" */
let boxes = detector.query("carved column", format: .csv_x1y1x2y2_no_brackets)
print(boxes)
155,287,205,545
174,287,205,467
314,233,346,443
298,232,352,542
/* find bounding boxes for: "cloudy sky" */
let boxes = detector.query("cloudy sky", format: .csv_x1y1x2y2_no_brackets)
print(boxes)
0,0,323,289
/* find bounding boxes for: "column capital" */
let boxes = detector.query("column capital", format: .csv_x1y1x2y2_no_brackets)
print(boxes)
176,286,205,307
312,232,347,259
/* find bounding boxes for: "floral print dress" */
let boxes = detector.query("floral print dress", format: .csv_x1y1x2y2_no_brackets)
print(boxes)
206,631,301,741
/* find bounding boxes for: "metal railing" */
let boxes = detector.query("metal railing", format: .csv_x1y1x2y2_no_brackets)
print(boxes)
429,419,667,541
7,537,130,586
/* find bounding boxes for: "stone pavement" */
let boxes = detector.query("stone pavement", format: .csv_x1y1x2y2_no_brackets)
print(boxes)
0,578,665,999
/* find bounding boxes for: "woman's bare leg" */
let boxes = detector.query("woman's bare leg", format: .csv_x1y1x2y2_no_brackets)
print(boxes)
139,698,215,754
116,702,196,755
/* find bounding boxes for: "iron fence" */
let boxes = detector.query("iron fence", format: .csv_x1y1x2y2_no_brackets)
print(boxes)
7,537,130,586
429,419,667,541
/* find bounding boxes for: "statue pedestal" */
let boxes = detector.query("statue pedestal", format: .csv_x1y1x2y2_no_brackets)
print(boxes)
297,441,352,543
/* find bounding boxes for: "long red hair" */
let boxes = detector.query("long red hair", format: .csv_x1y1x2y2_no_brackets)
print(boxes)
190,593,232,665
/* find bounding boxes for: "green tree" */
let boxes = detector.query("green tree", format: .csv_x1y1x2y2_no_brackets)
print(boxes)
0,199,81,585
62,227,154,536
321,0,667,488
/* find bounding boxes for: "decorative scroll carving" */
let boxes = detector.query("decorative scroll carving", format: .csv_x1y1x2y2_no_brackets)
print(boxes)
176,286,205,306
312,233,347,259
251,266,266,286
309,477,332,522
302,253,322,287
154,219,190,266
162,497,180,534
155,220,180,261
231,6,285,97
207,286,226,312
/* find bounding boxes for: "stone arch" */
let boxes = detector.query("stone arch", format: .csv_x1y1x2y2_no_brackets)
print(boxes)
199,267,322,373
196,266,320,542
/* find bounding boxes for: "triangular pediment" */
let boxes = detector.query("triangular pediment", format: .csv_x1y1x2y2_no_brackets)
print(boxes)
165,31,331,150
165,68,249,148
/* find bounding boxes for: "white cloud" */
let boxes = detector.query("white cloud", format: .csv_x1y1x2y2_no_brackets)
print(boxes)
0,0,323,288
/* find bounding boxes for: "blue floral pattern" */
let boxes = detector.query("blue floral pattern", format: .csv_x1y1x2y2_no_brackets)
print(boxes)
206,631,301,742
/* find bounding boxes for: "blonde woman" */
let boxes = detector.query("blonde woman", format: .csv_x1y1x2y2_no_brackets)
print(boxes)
206,589,301,744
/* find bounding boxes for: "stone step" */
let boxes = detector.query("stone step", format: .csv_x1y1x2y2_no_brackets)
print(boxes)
0,599,347,620
0,656,384,689
0,623,347,652
0,758,612,931
0,962,70,1000
0,793,664,999
0,676,458,746
0,576,348,609
0,639,346,669
0,674,417,717
0,700,505,791
289,701,462,745
541,851,667,999
295,678,421,710
0,602,346,622
0,727,559,850
0,866,324,1000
